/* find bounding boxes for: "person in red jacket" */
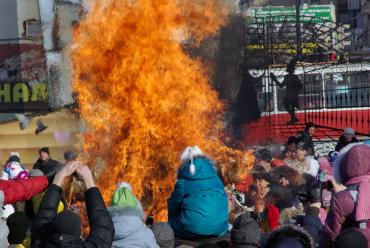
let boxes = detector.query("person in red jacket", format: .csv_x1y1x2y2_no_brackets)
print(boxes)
0,176,48,205
250,196,280,233
0,175,48,247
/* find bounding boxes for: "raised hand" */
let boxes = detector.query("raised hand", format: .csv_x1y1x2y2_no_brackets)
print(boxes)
76,165,96,189
330,179,347,193
53,161,80,187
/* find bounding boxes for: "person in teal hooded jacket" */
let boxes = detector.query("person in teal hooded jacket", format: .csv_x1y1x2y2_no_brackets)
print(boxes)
167,146,229,239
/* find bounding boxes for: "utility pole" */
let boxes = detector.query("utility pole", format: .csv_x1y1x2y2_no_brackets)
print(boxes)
296,0,302,61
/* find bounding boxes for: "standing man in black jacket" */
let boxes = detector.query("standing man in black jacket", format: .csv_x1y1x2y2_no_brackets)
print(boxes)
297,122,316,156
33,147,62,181
31,161,114,248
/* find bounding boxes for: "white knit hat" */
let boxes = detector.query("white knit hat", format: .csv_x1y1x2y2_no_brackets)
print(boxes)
2,204,15,219
180,146,205,175
9,152,20,158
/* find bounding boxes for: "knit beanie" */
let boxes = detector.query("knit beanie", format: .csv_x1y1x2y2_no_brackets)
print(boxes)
265,225,315,248
8,153,20,163
7,211,32,244
64,150,77,162
52,209,81,237
180,146,206,175
2,204,15,219
272,237,304,248
111,182,140,208
197,244,221,248
231,212,261,248
334,228,368,248
151,222,175,248
344,128,355,135
29,169,44,177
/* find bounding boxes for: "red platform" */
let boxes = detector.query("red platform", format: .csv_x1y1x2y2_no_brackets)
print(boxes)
243,108,370,144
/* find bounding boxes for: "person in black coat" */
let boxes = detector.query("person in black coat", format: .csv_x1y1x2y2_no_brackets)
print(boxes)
31,162,114,248
33,147,62,182
335,128,359,152
234,62,263,125
270,59,303,125
232,62,263,140
295,207,323,245
297,122,316,156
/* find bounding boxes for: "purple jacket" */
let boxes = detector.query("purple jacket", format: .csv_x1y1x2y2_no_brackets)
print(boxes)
322,144,370,247
321,190,370,247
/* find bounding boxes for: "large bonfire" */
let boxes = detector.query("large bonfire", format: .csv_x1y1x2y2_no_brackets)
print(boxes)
72,0,254,220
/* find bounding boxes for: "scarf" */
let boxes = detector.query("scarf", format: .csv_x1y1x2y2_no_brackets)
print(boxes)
346,175,370,221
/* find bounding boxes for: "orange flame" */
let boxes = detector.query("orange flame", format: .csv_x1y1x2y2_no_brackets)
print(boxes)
72,0,254,220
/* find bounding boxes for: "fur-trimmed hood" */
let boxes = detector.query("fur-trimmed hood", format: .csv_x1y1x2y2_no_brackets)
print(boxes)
270,165,306,186
108,206,159,248
264,224,315,248
108,205,145,221
333,143,370,184
279,205,305,225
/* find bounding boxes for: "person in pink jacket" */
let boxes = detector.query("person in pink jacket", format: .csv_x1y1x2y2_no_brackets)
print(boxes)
321,144,370,247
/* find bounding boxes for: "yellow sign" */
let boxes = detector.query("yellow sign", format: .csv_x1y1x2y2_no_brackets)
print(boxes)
246,42,318,54
0,82,48,112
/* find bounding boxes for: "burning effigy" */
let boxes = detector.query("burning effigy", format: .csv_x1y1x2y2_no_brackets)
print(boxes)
71,0,254,220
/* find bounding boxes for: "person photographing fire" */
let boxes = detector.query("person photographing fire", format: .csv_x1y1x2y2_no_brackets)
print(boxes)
247,168,280,233
31,161,114,248
270,59,303,125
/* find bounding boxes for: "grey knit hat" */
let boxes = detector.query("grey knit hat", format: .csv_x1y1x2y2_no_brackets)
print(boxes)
29,169,44,177
151,222,174,248
64,150,77,162
231,212,261,248
344,128,355,135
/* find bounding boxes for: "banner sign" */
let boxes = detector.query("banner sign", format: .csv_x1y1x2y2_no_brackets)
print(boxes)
245,5,336,56
247,42,318,54
0,82,48,112
247,5,336,23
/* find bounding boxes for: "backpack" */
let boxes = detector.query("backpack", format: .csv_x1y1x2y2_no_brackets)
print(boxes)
347,185,369,229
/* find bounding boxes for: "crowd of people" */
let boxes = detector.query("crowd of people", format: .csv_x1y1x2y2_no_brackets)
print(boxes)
1,123,370,248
